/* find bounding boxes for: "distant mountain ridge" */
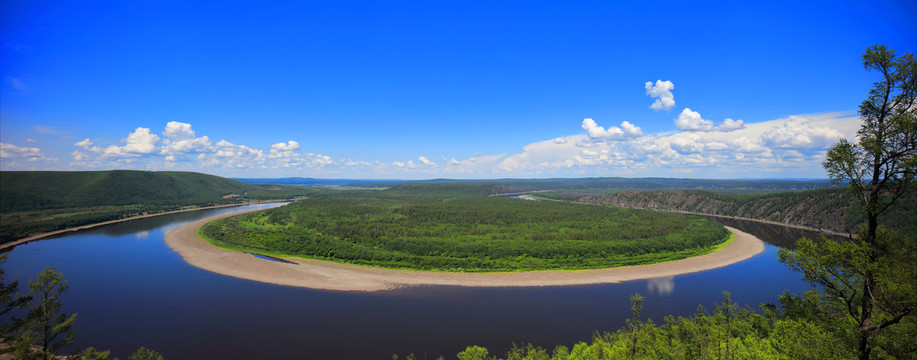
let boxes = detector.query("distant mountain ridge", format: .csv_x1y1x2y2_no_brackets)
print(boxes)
234,176,836,192
233,177,400,186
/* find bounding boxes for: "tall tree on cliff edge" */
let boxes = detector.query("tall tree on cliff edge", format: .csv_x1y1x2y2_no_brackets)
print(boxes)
780,44,917,359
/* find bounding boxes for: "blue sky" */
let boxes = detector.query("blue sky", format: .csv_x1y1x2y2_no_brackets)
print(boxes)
2,1,915,179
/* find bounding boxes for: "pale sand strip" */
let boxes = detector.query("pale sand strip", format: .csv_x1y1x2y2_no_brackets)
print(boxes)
165,210,765,292
0,200,292,251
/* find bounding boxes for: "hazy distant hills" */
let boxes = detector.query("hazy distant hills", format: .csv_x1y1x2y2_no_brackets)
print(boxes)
233,177,398,186
234,176,837,192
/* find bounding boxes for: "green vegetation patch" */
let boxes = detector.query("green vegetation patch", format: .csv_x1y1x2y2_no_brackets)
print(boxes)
202,186,730,271
0,170,342,243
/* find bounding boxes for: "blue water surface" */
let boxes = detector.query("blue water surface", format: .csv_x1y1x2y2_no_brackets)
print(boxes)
2,204,816,359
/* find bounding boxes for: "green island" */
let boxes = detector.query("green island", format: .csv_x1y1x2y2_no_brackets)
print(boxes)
200,184,730,272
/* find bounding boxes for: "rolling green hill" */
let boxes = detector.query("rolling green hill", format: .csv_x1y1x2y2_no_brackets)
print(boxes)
0,170,328,243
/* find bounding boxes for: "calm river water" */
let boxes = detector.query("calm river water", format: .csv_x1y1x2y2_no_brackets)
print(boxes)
2,203,830,359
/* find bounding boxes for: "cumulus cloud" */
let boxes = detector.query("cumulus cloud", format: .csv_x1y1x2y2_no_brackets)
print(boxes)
103,127,160,157
645,80,675,111
418,156,437,167
1,143,44,158
306,153,333,166
160,122,212,156
71,150,90,161
717,118,745,132
163,121,195,140
0,143,57,164
759,116,845,148
271,140,300,152
674,108,715,131
75,139,94,149
582,118,643,140
478,112,859,178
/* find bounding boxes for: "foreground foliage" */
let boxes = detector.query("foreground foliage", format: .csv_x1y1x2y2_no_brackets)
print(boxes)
203,185,729,271
0,256,163,359
440,291,862,360
781,44,917,360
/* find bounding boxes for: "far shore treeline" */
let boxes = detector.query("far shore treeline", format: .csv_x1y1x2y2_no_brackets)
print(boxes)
3,170,911,245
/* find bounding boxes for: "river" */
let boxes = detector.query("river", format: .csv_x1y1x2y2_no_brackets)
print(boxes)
1,203,830,359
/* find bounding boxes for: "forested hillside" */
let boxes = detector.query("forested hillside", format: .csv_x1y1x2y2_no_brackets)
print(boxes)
0,170,315,211
574,189,916,236
0,170,326,243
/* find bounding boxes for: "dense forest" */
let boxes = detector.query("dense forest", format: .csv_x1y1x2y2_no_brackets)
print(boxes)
0,170,327,243
570,189,915,236
202,184,730,271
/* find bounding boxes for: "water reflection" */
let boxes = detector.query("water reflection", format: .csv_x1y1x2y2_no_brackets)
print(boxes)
646,276,675,295
696,215,846,250
1,203,824,359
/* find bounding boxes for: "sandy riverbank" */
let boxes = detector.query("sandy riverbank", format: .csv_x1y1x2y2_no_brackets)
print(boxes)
0,200,292,250
165,210,765,292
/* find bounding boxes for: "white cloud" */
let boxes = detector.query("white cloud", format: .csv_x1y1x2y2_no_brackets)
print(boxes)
306,153,333,166
645,80,675,111
418,156,437,167
271,140,300,152
103,127,160,157
759,116,845,148
1,143,44,158
669,137,703,154
75,138,93,149
161,122,212,157
674,108,714,131
71,150,90,161
26,138,36,143
0,143,57,164
475,112,860,178
581,118,643,140
163,121,195,140
717,118,745,131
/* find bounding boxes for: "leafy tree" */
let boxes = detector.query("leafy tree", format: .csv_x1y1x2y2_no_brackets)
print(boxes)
127,347,165,360
15,267,77,360
627,293,644,360
780,44,917,359
78,347,113,360
0,254,31,354
457,345,492,360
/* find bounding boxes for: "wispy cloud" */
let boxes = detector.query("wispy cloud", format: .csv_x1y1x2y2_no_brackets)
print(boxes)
32,125,70,135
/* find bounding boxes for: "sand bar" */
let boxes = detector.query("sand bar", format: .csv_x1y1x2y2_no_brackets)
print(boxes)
165,209,765,292
0,200,294,251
